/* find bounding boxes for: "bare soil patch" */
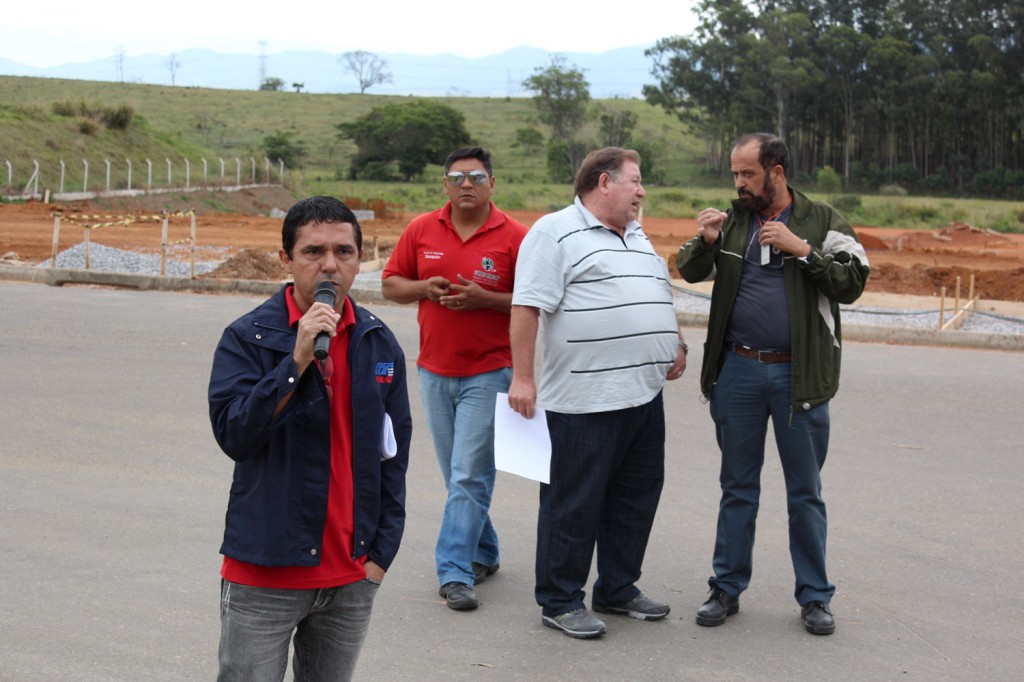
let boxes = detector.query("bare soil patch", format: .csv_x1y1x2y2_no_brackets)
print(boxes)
2,190,1022,301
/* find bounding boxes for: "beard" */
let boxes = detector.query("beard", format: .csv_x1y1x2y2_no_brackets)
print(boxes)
737,175,776,213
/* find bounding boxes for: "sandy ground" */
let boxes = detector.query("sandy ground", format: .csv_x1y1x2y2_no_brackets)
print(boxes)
1,189,1022,309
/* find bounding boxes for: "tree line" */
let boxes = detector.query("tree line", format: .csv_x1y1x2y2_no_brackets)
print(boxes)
643,0,1024,198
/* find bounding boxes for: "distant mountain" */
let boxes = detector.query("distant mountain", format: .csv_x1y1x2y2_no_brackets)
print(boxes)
0,45,658,99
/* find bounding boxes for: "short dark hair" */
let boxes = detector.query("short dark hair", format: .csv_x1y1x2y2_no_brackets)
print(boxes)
281,196,362,257
574,147,642,197
444,147,493,175
732,132,789,177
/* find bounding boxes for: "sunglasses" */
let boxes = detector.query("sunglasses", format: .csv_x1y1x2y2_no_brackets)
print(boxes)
445,170,490,186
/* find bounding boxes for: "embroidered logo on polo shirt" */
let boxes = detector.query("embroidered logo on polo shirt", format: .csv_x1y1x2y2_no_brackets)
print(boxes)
375,362,395,383
481,257,495,271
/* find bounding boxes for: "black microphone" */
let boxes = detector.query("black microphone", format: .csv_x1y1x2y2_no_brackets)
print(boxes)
313,280,337,361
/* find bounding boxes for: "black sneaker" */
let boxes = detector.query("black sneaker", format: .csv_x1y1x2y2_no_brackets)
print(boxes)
593,593,670,621
801,601,835,635
696,586,739,627
472,562,500,585
439,582,479,610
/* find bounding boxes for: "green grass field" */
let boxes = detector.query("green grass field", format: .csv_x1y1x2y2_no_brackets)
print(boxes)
2,75,1023,231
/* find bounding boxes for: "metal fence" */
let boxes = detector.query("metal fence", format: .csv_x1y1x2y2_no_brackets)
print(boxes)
1,156,286,202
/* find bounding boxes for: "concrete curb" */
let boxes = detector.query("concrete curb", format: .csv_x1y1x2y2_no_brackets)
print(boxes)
1,263,1019,351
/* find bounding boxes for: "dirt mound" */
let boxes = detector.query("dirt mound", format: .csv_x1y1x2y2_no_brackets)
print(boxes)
867,263,1024,301
890,223,1014,251
202,248,284,281
856,231,888,251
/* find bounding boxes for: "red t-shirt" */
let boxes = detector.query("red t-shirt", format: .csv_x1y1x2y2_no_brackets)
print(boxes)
382,202,528,376
221,286,365,589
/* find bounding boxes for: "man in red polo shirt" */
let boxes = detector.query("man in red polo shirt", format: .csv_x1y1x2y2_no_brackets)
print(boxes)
382,147,527,611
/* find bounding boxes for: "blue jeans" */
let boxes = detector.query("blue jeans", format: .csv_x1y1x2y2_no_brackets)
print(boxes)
708,352,835,605
536,392,665,617
217,578,379,682
418,366,510,586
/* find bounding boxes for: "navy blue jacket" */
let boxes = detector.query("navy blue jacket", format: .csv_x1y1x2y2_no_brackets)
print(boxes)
208,285,411,571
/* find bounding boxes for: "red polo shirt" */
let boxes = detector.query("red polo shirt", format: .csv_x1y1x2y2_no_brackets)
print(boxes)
382,201,528,377
221,286,365,589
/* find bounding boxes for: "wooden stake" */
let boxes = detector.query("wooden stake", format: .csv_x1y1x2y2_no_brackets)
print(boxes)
51,215,61,266
84,227,91,270
938,286,946,331
190,213,197,280
161,214,169,276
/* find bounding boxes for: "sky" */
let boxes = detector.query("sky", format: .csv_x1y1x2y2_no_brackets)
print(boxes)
2,0,701,67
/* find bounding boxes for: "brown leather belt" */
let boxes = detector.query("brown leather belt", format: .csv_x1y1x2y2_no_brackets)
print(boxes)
727,343,792,363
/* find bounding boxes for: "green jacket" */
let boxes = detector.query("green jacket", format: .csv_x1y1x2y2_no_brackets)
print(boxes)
678,187,870,410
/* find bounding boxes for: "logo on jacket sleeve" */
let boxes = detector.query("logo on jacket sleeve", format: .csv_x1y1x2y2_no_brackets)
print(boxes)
375,362,395,383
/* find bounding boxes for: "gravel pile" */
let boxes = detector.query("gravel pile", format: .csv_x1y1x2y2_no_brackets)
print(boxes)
39,242,225,277
670,286,1024,337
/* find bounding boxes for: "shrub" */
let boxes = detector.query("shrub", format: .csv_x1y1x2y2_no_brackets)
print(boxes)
830,194,862,213
879,184,908,196
76,118,99,135
815,166,842,194
99,104,134,130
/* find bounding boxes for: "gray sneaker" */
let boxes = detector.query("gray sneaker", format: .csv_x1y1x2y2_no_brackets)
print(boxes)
542,608,607,639
593,593,671,621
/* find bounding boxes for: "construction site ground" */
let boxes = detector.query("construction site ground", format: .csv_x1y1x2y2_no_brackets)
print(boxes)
1,187,1022,316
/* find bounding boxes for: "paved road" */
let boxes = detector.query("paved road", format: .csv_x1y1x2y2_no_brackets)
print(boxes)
1,281,1022,680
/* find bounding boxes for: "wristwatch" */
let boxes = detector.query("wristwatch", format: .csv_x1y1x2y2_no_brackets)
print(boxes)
677,339,689,355
797,246,817,269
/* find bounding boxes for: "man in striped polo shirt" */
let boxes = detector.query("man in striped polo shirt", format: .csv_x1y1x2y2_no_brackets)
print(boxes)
508,147,688,639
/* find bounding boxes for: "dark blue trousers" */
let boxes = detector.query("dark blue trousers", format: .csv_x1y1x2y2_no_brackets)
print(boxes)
536,393,665,617
709,352,835,606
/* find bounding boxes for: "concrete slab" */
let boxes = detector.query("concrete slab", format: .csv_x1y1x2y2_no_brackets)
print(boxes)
1,281,1022,680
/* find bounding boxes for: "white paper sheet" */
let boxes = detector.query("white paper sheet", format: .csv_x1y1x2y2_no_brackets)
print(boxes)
494,393,551,483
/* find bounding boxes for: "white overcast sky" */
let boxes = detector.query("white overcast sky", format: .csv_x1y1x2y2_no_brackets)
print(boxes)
2,1,700,67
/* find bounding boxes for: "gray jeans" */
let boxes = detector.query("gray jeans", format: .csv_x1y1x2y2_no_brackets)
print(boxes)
217,578,380,682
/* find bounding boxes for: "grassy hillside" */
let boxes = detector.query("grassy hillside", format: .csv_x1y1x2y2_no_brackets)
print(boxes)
2,75,1023,230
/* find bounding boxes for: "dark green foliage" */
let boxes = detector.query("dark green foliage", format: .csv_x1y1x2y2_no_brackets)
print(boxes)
337,100,471,181
51,100,134,130
259,77,285,91
522,56,591,140
830,194,862,213
514,127,544,154
262,130,307,168
644,0,1024,199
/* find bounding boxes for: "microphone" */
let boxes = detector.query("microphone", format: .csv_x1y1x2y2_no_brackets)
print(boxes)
313,280,337,361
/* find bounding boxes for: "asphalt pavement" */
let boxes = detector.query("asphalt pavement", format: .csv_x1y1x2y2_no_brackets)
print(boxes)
1,281,1022,680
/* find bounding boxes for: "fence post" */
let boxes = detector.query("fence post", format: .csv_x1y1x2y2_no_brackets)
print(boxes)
202,158,208,187
60,160,66,194
184,158,191,190
250,157,256,184
190,212,197,279
127,159,132,191
219,158,225,183
235,158,241,187
146,158,152,189
105,158,111,192
278,160,284,185
5,160,11,192
32,160,39,196
82,159,88,192
264,157,270,183
166,158,172,186
84,226,91,270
